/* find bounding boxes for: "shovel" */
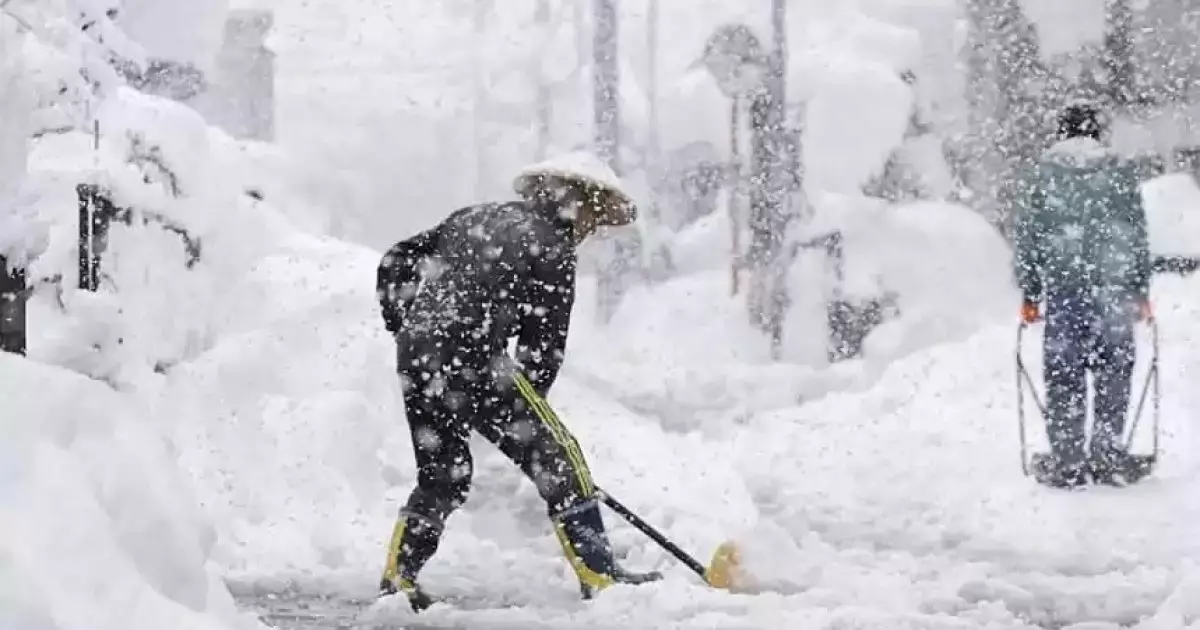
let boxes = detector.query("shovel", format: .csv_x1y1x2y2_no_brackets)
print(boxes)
596,486,744,590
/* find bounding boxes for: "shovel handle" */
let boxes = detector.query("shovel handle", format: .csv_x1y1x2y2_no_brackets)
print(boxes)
596,487,709,579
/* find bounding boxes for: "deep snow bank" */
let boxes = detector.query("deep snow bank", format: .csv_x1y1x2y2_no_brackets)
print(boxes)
1,7,319,624
115,0,229,71
163,230,399,584
1143,173,1200,257
0,353,258,630
18,85,321,387
573,197,1016,438
0,18,32,204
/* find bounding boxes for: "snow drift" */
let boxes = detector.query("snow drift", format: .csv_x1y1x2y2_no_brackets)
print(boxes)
1,4,283,626
0,352,256,630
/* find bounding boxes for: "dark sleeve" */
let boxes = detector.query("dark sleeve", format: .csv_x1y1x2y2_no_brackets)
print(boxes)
376,226,440,334
1119,166,1152,300
1011,168,1045,303
514,253,575,397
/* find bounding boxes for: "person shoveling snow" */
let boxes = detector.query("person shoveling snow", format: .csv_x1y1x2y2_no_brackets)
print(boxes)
374,152,672,611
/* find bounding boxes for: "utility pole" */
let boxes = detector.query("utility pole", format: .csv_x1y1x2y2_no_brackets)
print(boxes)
747,0,790,357
593,0,619,170
593,0,631,324
751,0,787,267
646,0,659,173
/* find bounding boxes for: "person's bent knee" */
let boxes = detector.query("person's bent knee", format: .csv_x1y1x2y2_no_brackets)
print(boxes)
536,463,593,516
409,471,473,522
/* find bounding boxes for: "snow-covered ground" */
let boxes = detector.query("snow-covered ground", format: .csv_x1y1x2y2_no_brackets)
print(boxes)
6,1,1200,629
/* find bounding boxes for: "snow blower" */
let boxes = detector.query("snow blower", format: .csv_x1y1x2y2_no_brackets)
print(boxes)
595,487,745,590
1015,317,1160,485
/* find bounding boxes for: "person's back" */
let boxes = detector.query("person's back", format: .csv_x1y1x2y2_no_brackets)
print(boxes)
392,201,576,372
374,153,660,611
1014,134,1150,315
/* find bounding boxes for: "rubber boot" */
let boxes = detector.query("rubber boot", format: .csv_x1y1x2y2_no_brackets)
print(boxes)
551,499,662,600
378,512,442,612
1088,444,1154,487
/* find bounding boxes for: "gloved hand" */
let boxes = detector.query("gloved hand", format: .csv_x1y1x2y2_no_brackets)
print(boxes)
1136,297,1154,322
1021,300,1041,324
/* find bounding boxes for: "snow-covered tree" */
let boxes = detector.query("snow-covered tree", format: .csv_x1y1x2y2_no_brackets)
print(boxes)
960,0,1047,238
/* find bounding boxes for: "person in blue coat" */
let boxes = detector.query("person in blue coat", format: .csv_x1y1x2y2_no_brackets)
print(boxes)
1012,102,1154,488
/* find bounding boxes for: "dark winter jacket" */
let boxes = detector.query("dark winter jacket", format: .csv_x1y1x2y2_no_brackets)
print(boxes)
1012,138,1151,310
376,201,577,396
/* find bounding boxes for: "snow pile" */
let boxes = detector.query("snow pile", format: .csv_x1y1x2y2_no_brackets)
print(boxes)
578,195,1015,436
162,232,400,584
1142,173,1200,257
0,18,32,203
810,197,1018,360
9,56,389,618
0,3,290,628
792,8,921,198
115,0,230,70
18,86,284,385
0,353,257,630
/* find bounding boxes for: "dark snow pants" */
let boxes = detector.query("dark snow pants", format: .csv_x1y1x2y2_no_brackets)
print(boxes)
385,352,596,583
1043,293,1137,468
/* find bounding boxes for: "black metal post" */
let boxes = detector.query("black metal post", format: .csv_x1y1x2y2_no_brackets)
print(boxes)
78,183,98,291
0,256,26,356
77,183,116,291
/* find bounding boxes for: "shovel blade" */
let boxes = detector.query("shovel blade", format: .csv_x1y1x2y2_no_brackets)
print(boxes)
704,540,743,590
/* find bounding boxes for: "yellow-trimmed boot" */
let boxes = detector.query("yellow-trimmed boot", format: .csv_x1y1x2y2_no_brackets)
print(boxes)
552,500,662,600
378,512,442,612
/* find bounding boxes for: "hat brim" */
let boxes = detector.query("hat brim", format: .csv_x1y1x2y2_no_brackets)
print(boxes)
513,172,637,226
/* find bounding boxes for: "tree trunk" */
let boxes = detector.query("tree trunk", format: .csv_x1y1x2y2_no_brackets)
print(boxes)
593,0,630,325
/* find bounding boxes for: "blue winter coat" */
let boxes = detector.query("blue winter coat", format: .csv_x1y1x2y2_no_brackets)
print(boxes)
1011,137,1151,312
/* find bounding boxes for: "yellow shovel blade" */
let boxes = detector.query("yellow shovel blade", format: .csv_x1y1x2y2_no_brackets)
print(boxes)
703,540,744,590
